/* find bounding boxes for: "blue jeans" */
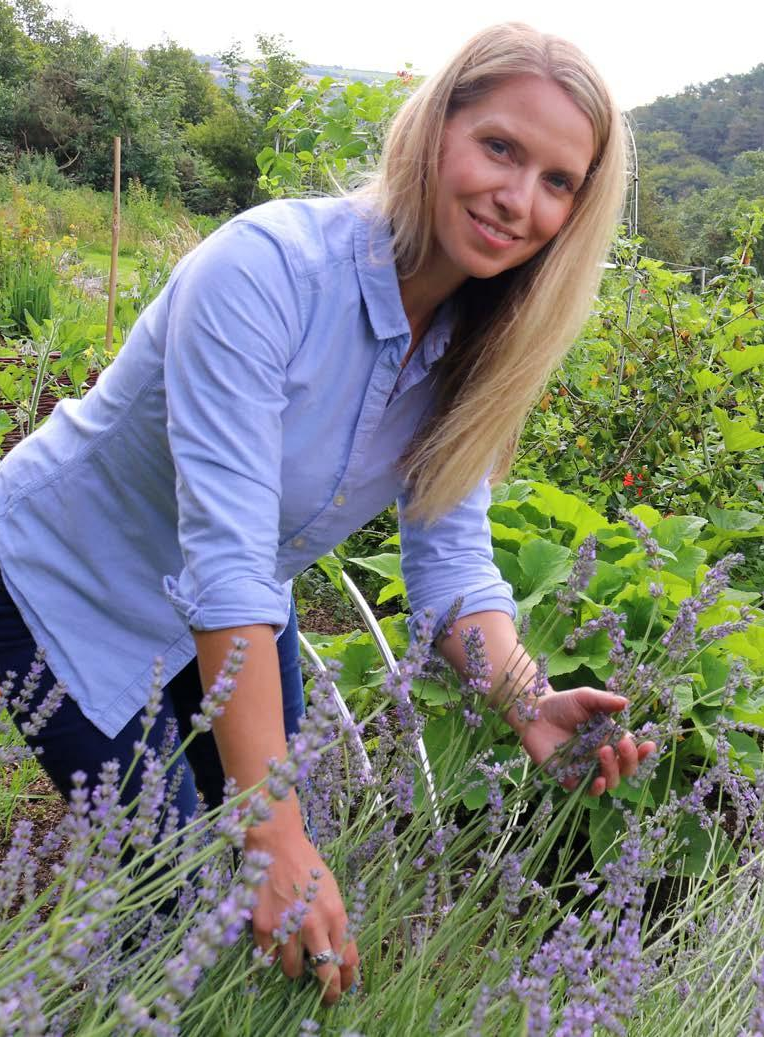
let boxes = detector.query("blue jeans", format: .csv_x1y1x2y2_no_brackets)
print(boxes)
0,574,305,820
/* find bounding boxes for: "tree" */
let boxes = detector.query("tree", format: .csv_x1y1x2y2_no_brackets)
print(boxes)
140,40,217,125
185,33,304,211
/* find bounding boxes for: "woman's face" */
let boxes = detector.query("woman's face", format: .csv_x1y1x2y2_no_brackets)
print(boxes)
431,74,596,285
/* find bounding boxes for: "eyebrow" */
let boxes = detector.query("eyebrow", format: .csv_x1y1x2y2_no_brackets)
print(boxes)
472,119,589,188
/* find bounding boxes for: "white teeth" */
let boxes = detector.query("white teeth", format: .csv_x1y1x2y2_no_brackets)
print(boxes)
471,214,515,241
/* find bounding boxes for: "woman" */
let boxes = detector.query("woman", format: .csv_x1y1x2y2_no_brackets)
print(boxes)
0,23,655,1003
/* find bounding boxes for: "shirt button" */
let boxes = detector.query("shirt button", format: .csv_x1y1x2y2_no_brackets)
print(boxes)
333,494,346,507
292,536,306,549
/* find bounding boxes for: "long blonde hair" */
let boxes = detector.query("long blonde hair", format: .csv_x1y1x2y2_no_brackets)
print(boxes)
362,23,627,524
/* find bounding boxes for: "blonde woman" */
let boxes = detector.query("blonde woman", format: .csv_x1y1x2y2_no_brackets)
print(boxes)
0,23,656,1003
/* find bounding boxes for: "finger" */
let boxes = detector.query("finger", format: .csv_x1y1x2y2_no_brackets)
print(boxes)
280,932,305,980
589,774,607,796
637,741,658,760
577,690,630,715
304,925,341,1005
252,921,279,968
616,735,639,779
599,745,621,791
313,956,342,1005
331,919,360,993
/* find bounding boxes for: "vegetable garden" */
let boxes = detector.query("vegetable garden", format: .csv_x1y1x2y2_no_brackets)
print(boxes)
1,70,764,1036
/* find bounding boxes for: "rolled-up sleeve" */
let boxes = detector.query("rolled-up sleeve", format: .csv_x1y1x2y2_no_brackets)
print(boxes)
162,220,302,634
398,477,517,637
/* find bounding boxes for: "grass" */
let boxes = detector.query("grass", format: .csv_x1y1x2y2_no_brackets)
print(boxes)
77,246,141,284
0,713,61,840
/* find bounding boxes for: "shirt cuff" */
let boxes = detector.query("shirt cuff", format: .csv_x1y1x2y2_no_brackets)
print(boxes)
163,573,292,636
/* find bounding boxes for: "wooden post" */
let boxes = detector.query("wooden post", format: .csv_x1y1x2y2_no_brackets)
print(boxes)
105,135,121,352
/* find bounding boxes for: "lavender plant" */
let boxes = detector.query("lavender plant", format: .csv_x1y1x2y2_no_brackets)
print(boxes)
0,533,763,1036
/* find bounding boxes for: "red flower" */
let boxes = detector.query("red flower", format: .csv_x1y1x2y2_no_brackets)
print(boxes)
623,471,635,488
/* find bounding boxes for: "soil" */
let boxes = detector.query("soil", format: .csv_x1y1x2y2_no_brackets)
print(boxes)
0,766,67,913
298,603,360,637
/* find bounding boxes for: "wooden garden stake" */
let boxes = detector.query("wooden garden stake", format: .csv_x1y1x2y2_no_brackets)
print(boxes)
105,135,121,352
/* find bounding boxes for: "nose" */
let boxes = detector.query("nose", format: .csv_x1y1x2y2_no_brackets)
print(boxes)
492,169,534,220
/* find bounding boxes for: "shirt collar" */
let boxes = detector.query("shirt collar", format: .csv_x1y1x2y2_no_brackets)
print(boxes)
352,200,455,369
353,203,412,342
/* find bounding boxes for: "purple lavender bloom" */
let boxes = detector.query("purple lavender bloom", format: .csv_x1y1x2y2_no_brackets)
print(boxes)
547,713,623,785
9,649,46,714
272,899,309,946
557,534,599,614
0,977,48,1037
498,850,531,916
0,820,35,917
460,625,493,699
595,902,644,1035
190,637,248,732
661,553,744,661
621,510,664,570
19,680,66,738
130,749,167,853
468,983,494,1036
744,951,764,1036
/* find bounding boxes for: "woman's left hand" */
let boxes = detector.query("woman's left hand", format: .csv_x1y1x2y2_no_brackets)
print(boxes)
516,688,658,796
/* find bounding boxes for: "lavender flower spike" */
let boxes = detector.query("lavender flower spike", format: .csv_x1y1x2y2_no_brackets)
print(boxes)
557,533,598,614
20,680,67,738
191,636,248,732
621,509,664,570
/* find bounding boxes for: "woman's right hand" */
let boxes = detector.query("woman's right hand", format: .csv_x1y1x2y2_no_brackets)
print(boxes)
248,825,360,1004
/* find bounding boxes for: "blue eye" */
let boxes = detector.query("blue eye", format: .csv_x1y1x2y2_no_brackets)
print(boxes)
547,173,574,192
485,138,510,157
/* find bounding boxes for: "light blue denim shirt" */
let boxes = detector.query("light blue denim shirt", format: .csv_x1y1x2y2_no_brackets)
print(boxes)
0,196,516,737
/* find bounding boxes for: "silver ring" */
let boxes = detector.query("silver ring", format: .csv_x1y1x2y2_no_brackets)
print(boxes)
307,949,335,969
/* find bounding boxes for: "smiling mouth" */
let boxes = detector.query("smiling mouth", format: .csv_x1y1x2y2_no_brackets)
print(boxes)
467,210,521,243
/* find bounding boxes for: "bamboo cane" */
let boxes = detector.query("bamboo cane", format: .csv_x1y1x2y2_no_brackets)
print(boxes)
105,135,121,352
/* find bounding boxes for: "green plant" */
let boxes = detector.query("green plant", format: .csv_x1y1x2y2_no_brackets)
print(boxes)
516,208,764,523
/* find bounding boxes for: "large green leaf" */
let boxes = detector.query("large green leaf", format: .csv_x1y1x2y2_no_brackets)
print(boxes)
692,368,723,393
491,480,533,503
653,515,707,551
347,553,402,581
376,578,406,605
723,624,764,665
666,816,735,877
411,678,458,708
728,731,764,774
706,505,764,533
489,521,526,546
584,561,629,603
487,503,527,529
528,483,610,545
628,503,662,528
0,410,14,439
547,628,613,677
720,344,764,375
493,546,523,588
713,407,764,452
517,538,572,604
588,803,627,869
661,544,708,585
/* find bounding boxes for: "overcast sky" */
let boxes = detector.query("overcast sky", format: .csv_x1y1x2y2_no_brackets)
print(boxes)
50,0,764,110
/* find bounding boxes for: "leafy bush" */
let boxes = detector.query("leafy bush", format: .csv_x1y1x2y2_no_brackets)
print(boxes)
516,209,764,523
337,481,763,847
13,151,68,191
